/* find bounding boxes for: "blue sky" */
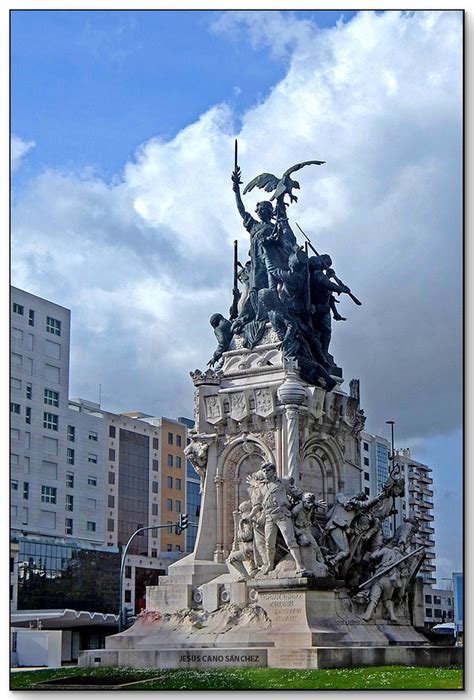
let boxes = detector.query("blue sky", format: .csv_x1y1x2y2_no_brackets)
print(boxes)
10,10,462,581
11,10,357,181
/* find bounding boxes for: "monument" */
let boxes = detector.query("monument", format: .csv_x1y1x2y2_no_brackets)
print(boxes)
79,144,459,670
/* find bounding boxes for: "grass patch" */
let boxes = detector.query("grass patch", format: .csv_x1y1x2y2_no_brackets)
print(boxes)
11,665,463,690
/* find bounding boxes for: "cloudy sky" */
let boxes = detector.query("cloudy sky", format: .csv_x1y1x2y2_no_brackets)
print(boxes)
10,9,462,580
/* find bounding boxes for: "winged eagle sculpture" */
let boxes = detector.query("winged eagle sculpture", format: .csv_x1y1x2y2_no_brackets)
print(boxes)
243,159,325,205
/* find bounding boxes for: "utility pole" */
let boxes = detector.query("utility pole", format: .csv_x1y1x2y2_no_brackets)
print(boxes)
386,420,396,534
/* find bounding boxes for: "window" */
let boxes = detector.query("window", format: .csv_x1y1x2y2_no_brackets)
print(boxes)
11,377,21,390
176,478,182,491
176,435,182,447
66,472,74,488
28,309,34,326
12,326,23,340
434,609,442,618
152,481,159,493
67,425,75,442
87,521,96,532
363,442,369,451
175,544,181,552
44,388,59,407
153,438,159,450
46,316,61,336
363,457,369,466
107,519,115,532
425,595,432,603
88,430,98,442
108,495,115,508
152,503,158,516
65,518,73,535
10,403,21,415
66,494,74,512
167,454,173,467
88,454,98,464
23,482,29,500
434,596,441,605
151,549,157,558
88,476,97,487
168,432,173,445
166,498,173,511
167,476,173,488
109,448,115,461
109,425,116,438
25,407,31,424
167,544,172,552
152,459,159,472
425,608,432,617
124,591,132,603
26,383,32,400
41,485,57,504
11,480,19,491
364,487,370,495
108,472,115,485
13,302,24,315
176,456,182,469
125,566,132,578
43,412,58,431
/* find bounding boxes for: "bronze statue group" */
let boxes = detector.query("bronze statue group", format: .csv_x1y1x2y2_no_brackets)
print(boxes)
208,145,360,392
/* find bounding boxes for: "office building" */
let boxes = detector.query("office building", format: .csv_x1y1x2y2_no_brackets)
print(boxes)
10,287,197,661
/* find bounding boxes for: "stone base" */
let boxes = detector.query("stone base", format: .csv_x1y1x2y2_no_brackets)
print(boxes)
79,578,461,671
79,645,462,670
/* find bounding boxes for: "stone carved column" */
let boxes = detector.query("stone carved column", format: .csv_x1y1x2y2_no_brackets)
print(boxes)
214,475,225,563
285,405,300,482
277,362,308,481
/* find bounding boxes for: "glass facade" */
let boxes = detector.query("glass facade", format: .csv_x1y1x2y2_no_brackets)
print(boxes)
118,429,149,555
17,538,119,613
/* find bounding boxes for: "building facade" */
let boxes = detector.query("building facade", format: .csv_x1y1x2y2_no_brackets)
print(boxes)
10,287,198,647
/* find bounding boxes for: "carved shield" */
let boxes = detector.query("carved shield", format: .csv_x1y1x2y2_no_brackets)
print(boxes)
254,387,274,418
204,395,222,424
229,392,247,421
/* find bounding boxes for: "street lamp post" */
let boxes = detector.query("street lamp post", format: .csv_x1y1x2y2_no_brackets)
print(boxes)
118,520,184,632
386,420,396,533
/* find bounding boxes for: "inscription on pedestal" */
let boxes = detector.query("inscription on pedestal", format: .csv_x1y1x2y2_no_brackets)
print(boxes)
259,590,306,628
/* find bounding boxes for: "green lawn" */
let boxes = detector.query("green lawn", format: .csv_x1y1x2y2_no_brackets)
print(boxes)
10,665,463,690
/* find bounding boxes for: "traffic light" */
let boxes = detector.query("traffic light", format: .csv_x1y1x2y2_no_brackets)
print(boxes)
122,606,134,629
175,513,189,534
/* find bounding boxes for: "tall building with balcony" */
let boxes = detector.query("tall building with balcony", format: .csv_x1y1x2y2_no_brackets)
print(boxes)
360,434,436,589
394,448,437,587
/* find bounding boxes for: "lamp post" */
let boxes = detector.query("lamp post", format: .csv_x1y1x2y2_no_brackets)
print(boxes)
118,520,185,632
386,420,396,533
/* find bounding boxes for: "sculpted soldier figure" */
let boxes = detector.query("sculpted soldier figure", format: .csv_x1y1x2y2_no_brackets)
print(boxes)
207,313,233,368
291,492,328,575
248,462,307,576
309,254,350,364
361,542,406,622
324,491,384,571
227,501,259,582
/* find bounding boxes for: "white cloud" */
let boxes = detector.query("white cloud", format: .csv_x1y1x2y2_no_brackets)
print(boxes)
12,10,462,445
11,135,35,172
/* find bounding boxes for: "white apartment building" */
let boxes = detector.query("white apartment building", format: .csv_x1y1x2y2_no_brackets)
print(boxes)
10,289,112,602
10,287,198,628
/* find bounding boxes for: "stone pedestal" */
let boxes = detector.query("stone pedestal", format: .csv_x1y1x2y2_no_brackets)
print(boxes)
78,577,457,670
